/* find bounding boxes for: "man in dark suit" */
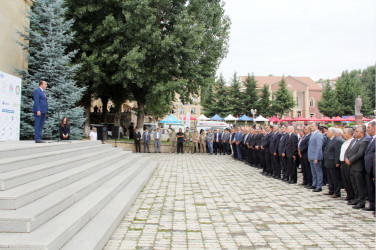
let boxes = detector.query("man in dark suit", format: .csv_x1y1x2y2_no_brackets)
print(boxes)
213,129,221,155
285,126,298,183
323,127,344,198
299,126,312,187
235,127,243,160
261,125,272,176
32,80,48,143
278,125,288,181
345,126,369,209
134,127,141,153
364,121,375,211
270,125,282,179
255,127,264,168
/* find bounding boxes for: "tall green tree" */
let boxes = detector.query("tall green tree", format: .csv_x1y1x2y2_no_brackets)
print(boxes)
201,79,216,117
335,70,358,116
359,66,375,115
229,73,246,117
243,73,258,113
258,85,273,117
18,0,85,140
272,77,295,117
211,74,230,117
66,0,230,129
318,81,340,117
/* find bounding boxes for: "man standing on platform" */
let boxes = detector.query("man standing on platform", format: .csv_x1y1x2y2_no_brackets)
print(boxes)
134,128,141,153
270,125,282,179
278,125,288,180
33,80,48,143
285,126,298,183
169,129,177,154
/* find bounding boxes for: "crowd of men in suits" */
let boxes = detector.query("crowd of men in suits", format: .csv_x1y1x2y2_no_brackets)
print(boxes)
133,121,375,215
226,121,375,214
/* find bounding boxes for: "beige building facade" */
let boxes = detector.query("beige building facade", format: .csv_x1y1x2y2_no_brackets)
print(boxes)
0,0,32,76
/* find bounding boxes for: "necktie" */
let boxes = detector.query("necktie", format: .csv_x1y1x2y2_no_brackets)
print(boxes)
42,90,46,98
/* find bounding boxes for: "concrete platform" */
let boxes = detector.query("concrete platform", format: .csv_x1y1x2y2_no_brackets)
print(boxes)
0,140,157,249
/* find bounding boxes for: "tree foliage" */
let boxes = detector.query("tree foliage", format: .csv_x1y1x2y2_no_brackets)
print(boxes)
318,81,340,117
66,0,230,129
228,73,246,117
272,77,295,117
243,73,258,114
257,85,273,117
18,0,85,140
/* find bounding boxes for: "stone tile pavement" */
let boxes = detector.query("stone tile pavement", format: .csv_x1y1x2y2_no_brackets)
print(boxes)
104,154,375,249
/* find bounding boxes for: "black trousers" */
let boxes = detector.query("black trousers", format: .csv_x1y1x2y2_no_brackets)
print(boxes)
326,167,341,196
213,141,220,154
350,169,367,205
286,157,297,182
177,141,184,153
273,154,281,177
260,152,266,171
365,169,375,208
232,143,237,159
252,149,258,165
134,141,140,152
301,155,312,185
265,152,272,174
341,162,354,200
322,159,327,185
223,142,229,155
280,155,287,177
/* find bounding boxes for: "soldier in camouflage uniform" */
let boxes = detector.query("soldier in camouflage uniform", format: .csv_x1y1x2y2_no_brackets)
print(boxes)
191,129,199,153
169,128,177,153
184,127,192,153
199,130,207,154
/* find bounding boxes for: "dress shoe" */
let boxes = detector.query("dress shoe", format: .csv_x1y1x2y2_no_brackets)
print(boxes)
330,194,340,198
312,188,322,192
324,192,333,195
348,200,358,205
362,206,375,211
298,183,307,186
353,203,365,209
306,186,316,189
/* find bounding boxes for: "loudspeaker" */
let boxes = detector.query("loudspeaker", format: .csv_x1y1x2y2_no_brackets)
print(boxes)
112,126,119,139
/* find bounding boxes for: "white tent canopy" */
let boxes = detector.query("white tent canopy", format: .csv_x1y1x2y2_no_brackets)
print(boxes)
255,115,269,122
224,114,238,121
196,114,210,121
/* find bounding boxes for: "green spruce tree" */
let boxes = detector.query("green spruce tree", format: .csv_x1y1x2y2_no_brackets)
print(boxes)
212,74,230,117
258,85,273,117
243,73,258,114
318,81,339,117
272,77,295,117
17,0,85,140
335,70,358,116
229,73,246,117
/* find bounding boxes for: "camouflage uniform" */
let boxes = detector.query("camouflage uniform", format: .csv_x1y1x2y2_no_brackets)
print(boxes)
184,130,192,153
169,131,177,153
191,131,199,153
199,133,207,153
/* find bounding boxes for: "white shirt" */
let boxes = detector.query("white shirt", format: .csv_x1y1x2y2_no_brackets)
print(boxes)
89,131,97,141
340,138,353,161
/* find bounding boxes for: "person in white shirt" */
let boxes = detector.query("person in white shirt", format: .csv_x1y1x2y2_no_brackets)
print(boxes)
89,128,98,141
339,128,354,202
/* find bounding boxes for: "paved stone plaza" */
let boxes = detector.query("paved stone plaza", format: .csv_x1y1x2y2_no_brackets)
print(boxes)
104,154,375,249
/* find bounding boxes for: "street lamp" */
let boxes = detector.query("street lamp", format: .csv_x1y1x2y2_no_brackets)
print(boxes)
251,109,257,124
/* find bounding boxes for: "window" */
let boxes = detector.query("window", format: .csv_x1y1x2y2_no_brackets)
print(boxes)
179,108,185,115
310,97,315,107
297,111,302,117
191,108,196,114
310,113,315,117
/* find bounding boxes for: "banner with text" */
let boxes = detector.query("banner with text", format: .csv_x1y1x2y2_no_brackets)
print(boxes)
0,71,22,141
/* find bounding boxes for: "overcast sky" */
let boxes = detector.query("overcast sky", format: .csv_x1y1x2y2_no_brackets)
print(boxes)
217,0,376,82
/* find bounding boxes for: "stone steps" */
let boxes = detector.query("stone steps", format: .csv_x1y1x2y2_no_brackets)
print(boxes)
0,141,157,249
